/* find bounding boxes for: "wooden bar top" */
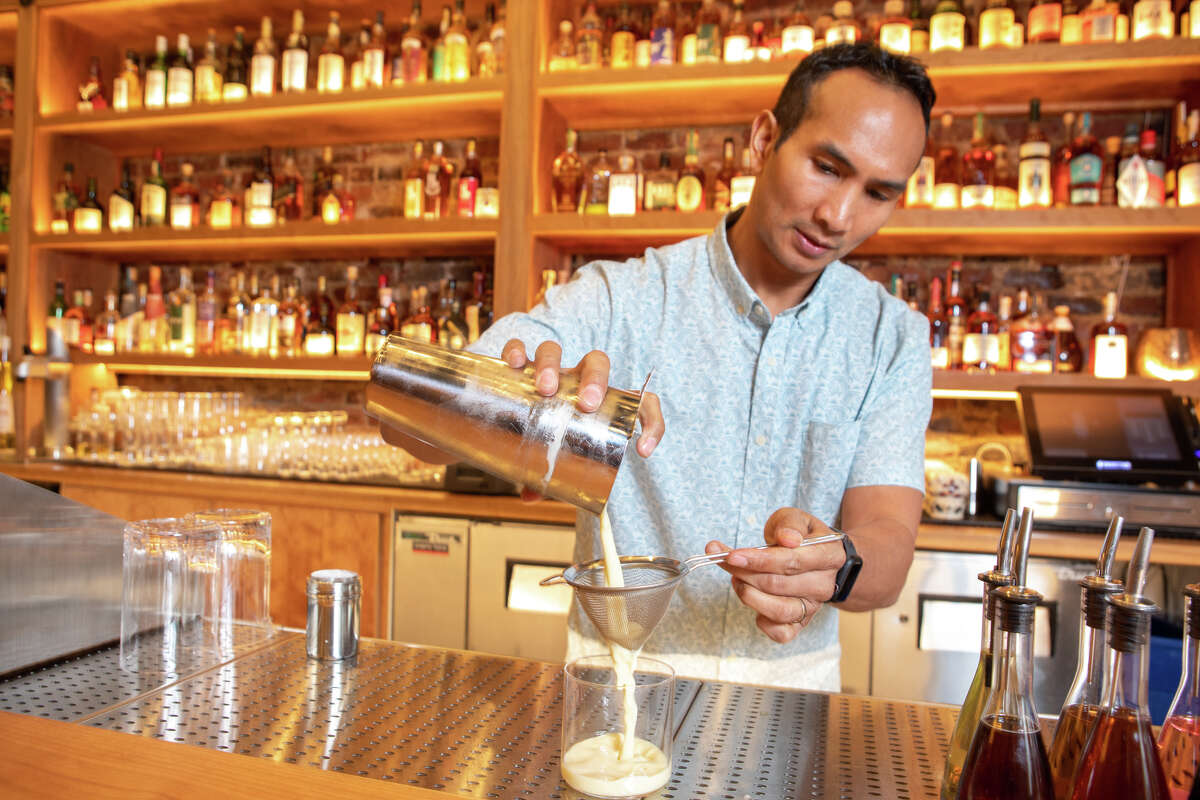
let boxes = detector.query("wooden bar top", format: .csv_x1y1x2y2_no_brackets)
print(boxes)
2,460,1197,565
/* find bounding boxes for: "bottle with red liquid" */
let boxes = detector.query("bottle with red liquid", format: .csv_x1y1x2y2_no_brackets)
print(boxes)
940,509,1020,800
1158,583,1199,800
1070,527,1169,800
958,508,1055,800
1047,516,1124,800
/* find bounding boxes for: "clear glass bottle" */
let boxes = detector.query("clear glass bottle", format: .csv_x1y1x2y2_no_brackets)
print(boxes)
552,129,584,213
879,0,914,52
144,35,168,109
169,163,200,231
979,0,1017,47
246,273,277,356
404,140,428,219
166,33,193,107
649,0,676,64
961,112,996,210
108,162,137,233
399,2,429,84
1048,516,1125,799
713,138,737,213
282,10,310,93
251,16,277,97
964,288,1002,373
1090,291,1129,379
549,19,577,71
941,509,1020,800
582,148,613,215
336,266,366,356
1049,304,1083,373
276,281,303,357
933,113,961,209
92,290,120,357
196,270,219,356
1158,583,1200,800
364,11,389,88
958,508,1055,800
475,3,500,78
167,267,197,356
318,11,346,93
1069,527,1169,800
930,0,967,50
577,1,604,69
644,153,678,212
724,0,751,62
195,30,224,103
112,50,142,112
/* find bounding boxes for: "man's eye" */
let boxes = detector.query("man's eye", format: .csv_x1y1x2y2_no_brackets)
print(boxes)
869,190,891,202
815,161,837,175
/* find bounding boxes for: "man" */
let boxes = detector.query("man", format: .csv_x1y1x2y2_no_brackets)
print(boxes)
385,44,935,691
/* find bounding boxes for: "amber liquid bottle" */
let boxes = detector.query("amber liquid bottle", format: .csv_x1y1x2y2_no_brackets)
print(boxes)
1158,583,1199,800
1070,527,1169,800
940,509,1020,800
959,508,1055,800
1048,516,1124,800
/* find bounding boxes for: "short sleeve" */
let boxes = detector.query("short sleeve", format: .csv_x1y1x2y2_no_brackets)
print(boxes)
845,309,932,492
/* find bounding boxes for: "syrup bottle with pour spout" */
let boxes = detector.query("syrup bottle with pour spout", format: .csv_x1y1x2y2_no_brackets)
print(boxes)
1047,515,1125,799
957,507,1055,800
1158,583,1200,800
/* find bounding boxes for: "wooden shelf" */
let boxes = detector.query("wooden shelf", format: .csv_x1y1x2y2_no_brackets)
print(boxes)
932,371,1200,398
532,208,1200,256
70,350,373,380
37,79,504,155
538,39,1200,130
0,233,8,255
31,217,499,260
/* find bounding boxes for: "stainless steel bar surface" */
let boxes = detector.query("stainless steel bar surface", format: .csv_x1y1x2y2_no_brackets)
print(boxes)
1,634,955,799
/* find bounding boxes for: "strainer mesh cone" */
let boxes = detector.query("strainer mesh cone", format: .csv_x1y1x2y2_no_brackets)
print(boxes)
563,559,686,651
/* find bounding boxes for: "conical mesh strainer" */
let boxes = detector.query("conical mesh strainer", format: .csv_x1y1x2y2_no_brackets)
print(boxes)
541,531,844,651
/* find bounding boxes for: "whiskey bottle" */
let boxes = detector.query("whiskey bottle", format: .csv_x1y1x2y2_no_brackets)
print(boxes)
347,19,370,89
1028,0,1064,40
140,150,168,228
928,278,950,369
1011,293,1053,374
424,140,454,220
1178,110,1200,208
282,10,310,93
826,0,863,43
906,125,936,209
635,6,654,66
73,177,103,234
1157,583,1200,800
143,266,167,354
51,162,80,234
475,3,501,78
1069,112,1103,206
401,286,437,344
63,289,88,350
611,2,638,68
993,145,1018,210
322,172,354,223
246,273,279,356
781,0,815,55
964,288,1003,373
1049,304,1083,373
1089,291,1128,379
364,11,389,88
649,0,676,65
251,16,278,97
713,138,737,213
318,12,346,93
879,0,914,52
274,149,305,222
676,129,706,213
582,148,613,215
911,0,932,51
644,153,678,211
1019,99,1052,209
144,35,168,109
577,1,604,69
961,113,996,209
1118,128,1167,208
93,290,120,357
1061,0,1086,41
167,267,197,356
195,30,223,103
930,0,967,50
1080,0,1120,41
196,270,218,356
724,0,751,62
457,139,482,217
696,0,725,60
995,294,1013,370
438,279,468,349
677,2,698,65
275,281,303,357
112,50,142,112
1048,517,1124,797
1131,0,1174,38
336,266,366,356
166,34,193,107
552,129,584,213
1052,112,1077,208
312,146,335,218
399,2,429,84
109,162,137,232
608,150,640,216
224,27,250,101
217,272,247,354
365,276,396,355
731,147,757,209
945,263,967,369
304,276,336,356
404,140,428,219
933,113,961,209
245,146,276,227
430,6,453,81
208,155,241,229
169,163,200,230
979,0,1016,47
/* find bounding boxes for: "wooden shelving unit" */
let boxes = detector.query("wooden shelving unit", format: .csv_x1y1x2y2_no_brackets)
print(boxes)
0,233,9,256
932,371,1200,398
70,351,372,380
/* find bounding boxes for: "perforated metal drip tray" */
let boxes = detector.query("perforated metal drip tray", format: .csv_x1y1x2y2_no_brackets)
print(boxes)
5,635,955,799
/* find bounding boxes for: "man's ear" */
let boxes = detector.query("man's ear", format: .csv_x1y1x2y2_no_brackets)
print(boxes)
748,109,781,173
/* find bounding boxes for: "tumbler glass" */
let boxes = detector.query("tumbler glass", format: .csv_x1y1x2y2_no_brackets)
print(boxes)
189,509,273,652
561,654,674,799
120,517,223,673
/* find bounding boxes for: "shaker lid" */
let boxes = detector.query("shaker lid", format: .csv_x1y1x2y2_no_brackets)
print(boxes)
308,569,361,597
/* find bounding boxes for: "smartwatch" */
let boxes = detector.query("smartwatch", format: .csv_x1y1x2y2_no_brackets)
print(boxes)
830,534,863,603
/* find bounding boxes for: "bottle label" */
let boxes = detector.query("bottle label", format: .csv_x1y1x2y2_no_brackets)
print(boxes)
930,12,965,50
63,317,81,347
251,55,276,96
282,49,308,92
475,187,500,217
878,22,912,54
730,175,755,208
141,184,166,224
1028,3,1063,38
108,195,135,232
404,179,424,218
113,77,129,110
1092,334,1128,378
0,387,12,437
608,173,639,216
335,313,364,355
697,24,722,59
167,67,192,105
650,28,675,64
1083,7,1117,40
318,54,346,91
723,35,749,63
676,174,704,212
825,23,859,45
400,322,433,343
249,181,273,210
930,346,950,370
363,49,386,87
644,180,676,211
1132,0,1173,38
960,184,994,209
209,198,233,228
994,186,1017,210
457,176,479,216
979,8,1014,46
679,33,698,65
1117,154,1162,208
447,41,470,80
577,39,601,68
302,331,333,356
933,183,959,209
1061,13,1084,41
144,70,166,107
1178,163,1200,207
170,197,195,229
611,32,636,67
962,333,1002,367
195,65,221,101
1069,153,1102,204
781,24,815,53
1018,155,1051,208
905,155,935,208
278,315,297,348
365,332,387,355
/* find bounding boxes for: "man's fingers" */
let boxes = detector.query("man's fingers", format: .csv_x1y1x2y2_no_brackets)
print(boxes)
728,568,837,602
717,539,845,576
502,339,529,369
731,578,821,635
762,507,824,545
532,341,563,396
636,392,665,457
576,350,611,412
519,486,545,503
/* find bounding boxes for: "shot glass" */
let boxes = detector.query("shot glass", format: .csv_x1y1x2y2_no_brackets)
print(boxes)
561,654,674,799
189,509,273,652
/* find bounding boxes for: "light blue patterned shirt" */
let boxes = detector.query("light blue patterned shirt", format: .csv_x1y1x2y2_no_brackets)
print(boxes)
472,211,931,689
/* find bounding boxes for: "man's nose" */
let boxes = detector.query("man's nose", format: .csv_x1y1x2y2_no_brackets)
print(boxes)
813,184,854,236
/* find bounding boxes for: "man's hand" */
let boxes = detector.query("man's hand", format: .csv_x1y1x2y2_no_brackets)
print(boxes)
707,508,846,644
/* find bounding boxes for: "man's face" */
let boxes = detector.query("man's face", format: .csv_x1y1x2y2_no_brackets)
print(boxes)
747,69,927,278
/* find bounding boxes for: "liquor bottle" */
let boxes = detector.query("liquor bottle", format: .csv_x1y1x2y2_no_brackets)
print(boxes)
995,294,1013,370
1134,129,1167,208
93,290,120,357
112,50,142,112
1061,0,1085,41
195,30,224,103
827,0,863,43
1053,112,1077,208
1131,0,1174,37
910,0,932,51
940,510,1020,800
677,2,698,65
335,266,366,356
750,20,771,62
993,145,1018,210
577,1,604,69
611,2,638,68
318,12,347,93
1028,0,1064,40
404,141,428,219
1088,291,1128,379
466,270,490,343
648,0,676,65
1070,527,1169,800
444,1,470,81
224,27,250,102
208,155,242,229
401,286,438,343
979,0,1016,46
312,146,335,218
365,276,396,355
245,146,276,227
713,138,737,213
216,272,247,354
476,3,500,78
1158,583,1200,800
690,0,723,61
346,18,368,89
880,0,914,52
581,148,612,215
608,150,640,216
964,288,1003,373
196,270,218,356
1080,0,1120,40
454,139,482,217
945,263,967,369
63,289,88,350
1019,99,1052,209
644,153,678,211
635,6,655,67
961,113,996,210
275,281,303,357
781,0,815,55
725,0,752,63
143,266,167,354
250,16,278,97
398,2,429,84
442,294,469,351
1178,111,1200,208
144,35,168,109
282,10,310,93
1047,517,1125,798
166,267,197,356
168,163,200,230
958,509,1054,800
166,33,193,107
108,162,137,232
1011,293,1053,374
321,172,355,223
424,140,454,219
1049,305,1083,373
361,11,388,88
246,273,278,356
51,162,80,234
304,287,336,357
731,147,757,208
933,113,961,209
45,280,69,350
552,129,584,213
77,56,108,112
116,267,139,353
74,177,104,234
141,150,168,228
677,129,706,213
274,149,304,222
428,6,450,82
1069,112,1103,206
930,0,967,50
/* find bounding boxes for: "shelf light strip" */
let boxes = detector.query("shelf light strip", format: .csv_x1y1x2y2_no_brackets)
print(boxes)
98,363,370,381
931,388,1020,401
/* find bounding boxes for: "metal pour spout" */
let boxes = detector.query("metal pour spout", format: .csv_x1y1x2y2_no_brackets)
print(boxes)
1013,507,1035,590
1094,515,1123,581
1123,526,1156,603
995,508,1018,577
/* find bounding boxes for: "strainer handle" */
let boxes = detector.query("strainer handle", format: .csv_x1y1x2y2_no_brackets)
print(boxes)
682,530,847,570
539,573,567,586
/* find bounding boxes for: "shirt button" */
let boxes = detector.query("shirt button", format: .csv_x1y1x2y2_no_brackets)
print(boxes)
736,304,746,315
755,434,766,446
747,514,758,527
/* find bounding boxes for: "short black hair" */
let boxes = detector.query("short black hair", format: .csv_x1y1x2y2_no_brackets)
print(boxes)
772,44,937,145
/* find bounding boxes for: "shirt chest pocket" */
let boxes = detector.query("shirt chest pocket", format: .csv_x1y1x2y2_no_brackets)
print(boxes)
799,419,862,527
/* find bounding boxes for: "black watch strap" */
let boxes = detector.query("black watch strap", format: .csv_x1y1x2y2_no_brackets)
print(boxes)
830,533,863,603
